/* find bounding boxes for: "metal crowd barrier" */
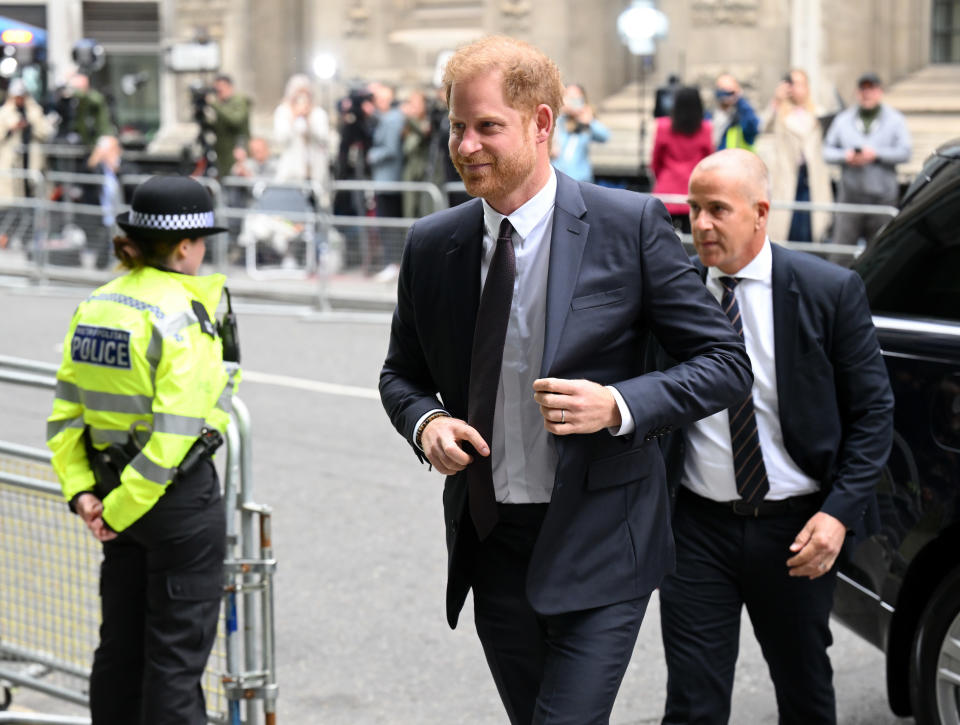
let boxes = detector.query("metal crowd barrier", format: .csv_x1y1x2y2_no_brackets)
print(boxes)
1,168,901,307
0,356,277,725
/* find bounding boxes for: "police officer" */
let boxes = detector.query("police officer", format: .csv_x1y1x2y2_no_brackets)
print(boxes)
47,175,238,725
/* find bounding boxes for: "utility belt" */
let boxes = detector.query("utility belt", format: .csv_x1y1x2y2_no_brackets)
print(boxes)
83,425,223,499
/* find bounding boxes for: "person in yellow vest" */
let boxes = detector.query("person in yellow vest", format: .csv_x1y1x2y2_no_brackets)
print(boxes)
712,74,759,152
47,174,239,725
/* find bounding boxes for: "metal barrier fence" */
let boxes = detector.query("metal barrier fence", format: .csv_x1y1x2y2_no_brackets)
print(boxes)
1,168,900,307
0,356,277,725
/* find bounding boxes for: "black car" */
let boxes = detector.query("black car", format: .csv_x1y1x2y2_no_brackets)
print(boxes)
834,138,960,724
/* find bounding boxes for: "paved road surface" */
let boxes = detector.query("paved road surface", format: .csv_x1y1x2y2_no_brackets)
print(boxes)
0,282,911,724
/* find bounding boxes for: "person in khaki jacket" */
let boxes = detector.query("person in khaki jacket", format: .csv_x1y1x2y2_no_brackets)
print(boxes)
761,69,832,243
0,78,54,200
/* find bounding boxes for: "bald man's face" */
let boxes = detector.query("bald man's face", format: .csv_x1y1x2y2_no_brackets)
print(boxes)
688,167,768,275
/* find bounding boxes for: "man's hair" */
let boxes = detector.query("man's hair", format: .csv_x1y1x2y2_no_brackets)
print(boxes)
214,74,233,85
695,149,772,204
442,35,563,121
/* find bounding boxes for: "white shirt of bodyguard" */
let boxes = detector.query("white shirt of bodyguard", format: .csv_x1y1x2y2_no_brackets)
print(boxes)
414,167,633,503
681,238,820,502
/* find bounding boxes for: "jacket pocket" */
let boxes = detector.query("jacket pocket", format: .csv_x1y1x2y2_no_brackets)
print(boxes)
587,446,653,491
570,287,626,311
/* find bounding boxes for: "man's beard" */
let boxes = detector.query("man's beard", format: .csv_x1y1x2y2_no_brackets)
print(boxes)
451,138,537,202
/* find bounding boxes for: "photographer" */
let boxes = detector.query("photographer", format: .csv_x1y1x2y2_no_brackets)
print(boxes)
207,74,251,179
0,78,53,198
551,83,609,182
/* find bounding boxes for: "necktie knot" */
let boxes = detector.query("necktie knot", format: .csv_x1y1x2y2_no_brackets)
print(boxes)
498,218,514,244
719,276,740,293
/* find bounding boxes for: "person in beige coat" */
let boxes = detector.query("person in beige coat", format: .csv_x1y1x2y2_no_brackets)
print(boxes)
0,79,55,200
762,69,832,243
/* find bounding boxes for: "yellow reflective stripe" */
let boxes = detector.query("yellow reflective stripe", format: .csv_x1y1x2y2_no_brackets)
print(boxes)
46,415,84,441
55,379,81,403
81,389,152,415
153,412,205,436
129,452,174,485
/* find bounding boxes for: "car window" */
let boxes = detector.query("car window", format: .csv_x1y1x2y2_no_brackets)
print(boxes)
855,170,960,323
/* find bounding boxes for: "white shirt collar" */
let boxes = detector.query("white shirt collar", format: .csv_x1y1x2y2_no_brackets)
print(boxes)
481,167,557,243
706,236,772,285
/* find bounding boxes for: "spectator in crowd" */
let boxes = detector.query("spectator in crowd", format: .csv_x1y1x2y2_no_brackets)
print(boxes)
273,73,332,206
551,83,609,182
209,74,252,180
230,137,276,179
425,85,469,207
712,74,759,152
0,79,54,198
0,79,55,249
366,81,406,277
762,69,833,243
85,135,124,268
823,72,911,248
57,70,113,148
400,89,433,218
333,86,376,269
367,81,405,217
652,86,713,232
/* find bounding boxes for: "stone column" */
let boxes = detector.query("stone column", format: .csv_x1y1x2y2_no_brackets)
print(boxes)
46,0,83,84
791,0,824,108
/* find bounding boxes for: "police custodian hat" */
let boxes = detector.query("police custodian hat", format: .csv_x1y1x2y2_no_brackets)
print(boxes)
117,175,227,243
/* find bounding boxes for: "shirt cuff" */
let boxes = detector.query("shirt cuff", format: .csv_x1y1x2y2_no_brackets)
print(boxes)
413,408,447,450
606,386,635,436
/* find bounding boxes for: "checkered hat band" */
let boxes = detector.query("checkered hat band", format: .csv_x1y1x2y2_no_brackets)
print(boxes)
129,210,215,230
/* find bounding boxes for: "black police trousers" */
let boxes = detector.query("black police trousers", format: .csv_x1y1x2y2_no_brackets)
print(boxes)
89,459,226,725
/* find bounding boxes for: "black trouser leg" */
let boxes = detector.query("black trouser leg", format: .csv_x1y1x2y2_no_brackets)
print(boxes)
473,505,648,725
660,501,743,725
110,464,226,725
91,539,147,725
742,512,838,725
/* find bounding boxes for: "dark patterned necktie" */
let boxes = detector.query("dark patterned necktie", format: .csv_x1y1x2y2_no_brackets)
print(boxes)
719,276,770,504
465,218,516,540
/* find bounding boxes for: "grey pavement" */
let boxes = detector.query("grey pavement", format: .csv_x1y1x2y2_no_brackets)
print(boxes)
0,280,912,724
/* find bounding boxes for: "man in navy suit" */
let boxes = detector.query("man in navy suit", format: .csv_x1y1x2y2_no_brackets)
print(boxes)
658,149,894,724
379,36,753,724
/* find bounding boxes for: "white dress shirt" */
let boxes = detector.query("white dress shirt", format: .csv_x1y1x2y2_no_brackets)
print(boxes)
681,239,820,502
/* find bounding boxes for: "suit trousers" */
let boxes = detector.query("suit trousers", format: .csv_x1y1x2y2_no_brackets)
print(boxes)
472,503,649,725
89,459,225,725
659,488,838,725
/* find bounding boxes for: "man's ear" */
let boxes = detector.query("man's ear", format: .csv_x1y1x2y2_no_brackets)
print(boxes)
755,199,770,229
534,103,553,144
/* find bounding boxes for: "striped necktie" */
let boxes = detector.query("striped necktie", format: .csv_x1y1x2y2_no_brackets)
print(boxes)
465,218,516,540
719,276,769,504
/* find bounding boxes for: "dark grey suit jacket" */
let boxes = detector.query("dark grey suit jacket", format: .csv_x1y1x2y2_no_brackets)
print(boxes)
379,171,753,627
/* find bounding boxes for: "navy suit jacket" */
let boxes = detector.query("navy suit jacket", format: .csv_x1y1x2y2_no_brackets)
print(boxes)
677,243,895,535
379,172,753,627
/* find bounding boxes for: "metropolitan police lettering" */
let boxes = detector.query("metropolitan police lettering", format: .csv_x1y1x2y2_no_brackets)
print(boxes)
71,325,132,369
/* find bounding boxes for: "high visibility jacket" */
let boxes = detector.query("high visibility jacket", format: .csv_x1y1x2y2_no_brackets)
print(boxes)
47,266,240,532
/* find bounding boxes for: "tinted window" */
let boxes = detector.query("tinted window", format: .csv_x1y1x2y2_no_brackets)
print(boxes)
855,164,960,322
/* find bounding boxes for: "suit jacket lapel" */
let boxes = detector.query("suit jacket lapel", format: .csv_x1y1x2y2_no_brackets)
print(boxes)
444,200,484,395
541,173,589,377
770,244,799,409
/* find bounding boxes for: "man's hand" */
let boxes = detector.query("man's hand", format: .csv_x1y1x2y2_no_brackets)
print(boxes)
533,378,621,436
786,511,846,579
75,493,117,542
420,416,489,475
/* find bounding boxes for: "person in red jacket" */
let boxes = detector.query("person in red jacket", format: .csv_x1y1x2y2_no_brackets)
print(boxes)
652,86,713,232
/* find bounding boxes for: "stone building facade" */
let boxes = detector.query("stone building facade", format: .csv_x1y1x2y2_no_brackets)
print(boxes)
2,0,956,170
